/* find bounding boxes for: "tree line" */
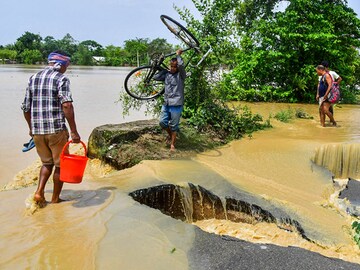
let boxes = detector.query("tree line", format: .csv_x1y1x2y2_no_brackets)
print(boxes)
0,32,174,66
1,0,359,107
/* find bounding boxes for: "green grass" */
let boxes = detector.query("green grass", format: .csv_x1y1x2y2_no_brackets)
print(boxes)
352,220,360,247
274,108,294,123
274,108,313,123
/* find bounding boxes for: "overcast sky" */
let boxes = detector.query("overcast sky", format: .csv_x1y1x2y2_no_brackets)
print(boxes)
1,0,360,47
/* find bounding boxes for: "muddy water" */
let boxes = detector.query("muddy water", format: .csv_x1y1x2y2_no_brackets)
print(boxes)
194,103,360,262
0,65,151,186
196,103,359,243
1,66,360,269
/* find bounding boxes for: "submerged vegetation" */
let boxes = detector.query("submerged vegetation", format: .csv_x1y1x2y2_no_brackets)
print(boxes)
272,107,314,123
273,108,295,123
353,220,360,248
184,102,271,140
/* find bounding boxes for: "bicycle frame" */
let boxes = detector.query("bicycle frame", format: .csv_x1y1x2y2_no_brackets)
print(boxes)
155,47,196,70
155,44,211,71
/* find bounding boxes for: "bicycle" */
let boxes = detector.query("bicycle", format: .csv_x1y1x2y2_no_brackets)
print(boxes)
124,15,211,100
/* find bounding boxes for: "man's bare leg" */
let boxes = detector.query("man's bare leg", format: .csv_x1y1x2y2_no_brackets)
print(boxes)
323,103,336,126
51,167,64,203
320,105,326,127
34,165,53,203
165,127,172,144
170,131,177,151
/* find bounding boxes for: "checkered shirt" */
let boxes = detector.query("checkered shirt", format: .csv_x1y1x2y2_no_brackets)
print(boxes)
21,67,73,135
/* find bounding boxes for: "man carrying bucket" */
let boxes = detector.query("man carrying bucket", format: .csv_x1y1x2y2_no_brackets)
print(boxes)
22,50,81,204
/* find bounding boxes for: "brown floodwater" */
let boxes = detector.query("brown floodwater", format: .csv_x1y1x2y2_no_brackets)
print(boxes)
0,65,150,186
1,65,360,268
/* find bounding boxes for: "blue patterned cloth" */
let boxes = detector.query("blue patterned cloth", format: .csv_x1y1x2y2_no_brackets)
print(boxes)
48,52,70,67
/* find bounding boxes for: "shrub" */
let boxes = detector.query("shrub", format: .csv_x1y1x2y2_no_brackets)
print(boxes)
352,220,360,248
185,101,271,141
274,108,294,123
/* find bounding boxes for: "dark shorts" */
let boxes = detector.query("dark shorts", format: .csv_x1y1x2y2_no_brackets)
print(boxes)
33,130,69,167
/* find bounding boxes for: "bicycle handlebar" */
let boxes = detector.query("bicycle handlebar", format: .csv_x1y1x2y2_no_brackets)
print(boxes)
163,47,196,58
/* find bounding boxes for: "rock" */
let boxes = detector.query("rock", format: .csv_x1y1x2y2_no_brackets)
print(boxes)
88,119,162,169
88,119,159,158
88,119,221,170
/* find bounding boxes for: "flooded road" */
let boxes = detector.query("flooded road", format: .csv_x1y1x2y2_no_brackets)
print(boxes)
0,65,149,186
1,65,360,268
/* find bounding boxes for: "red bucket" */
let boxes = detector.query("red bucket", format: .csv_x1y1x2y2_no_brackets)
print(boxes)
60,140,88,184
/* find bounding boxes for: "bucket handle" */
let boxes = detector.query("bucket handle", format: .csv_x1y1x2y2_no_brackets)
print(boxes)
61,140,87,157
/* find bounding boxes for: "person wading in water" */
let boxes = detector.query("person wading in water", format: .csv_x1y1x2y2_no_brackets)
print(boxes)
316,65,337,127
22,50,81,204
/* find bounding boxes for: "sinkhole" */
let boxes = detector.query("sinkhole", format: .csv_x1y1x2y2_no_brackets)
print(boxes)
129,183,311,241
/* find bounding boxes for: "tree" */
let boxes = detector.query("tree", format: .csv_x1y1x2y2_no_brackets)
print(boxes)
124,38,149,66
58,33,78,56
230,0,360,102
147,38,173,56
72,40,104,65
173,0,239,110
42,36,60,58
15,32,42,61
15,32,42,51
177,0,360,103
79,40,104,56
72,44,93,65
103,45,129,66
20,49,43,64
0,49,17,63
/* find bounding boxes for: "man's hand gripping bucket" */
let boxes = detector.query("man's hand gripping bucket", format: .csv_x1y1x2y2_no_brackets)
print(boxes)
60,140,88,184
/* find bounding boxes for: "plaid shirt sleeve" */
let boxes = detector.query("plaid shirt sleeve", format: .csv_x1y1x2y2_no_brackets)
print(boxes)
58,76,73,103
21,76,33,112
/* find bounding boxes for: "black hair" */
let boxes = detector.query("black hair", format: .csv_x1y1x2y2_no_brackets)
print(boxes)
316,65,325,71
170,57,178,63
321,61,329,68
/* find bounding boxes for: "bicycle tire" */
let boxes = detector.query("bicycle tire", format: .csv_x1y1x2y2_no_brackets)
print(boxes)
160,15,200,49
124,65,165,100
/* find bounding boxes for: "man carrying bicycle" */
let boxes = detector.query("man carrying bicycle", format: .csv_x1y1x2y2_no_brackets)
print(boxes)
155,49,186,151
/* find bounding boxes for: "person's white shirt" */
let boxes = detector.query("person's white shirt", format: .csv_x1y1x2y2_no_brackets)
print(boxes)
318,70,340,82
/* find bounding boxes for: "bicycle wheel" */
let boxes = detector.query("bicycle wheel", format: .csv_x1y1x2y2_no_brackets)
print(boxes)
124,66,165,100
161,15,200,49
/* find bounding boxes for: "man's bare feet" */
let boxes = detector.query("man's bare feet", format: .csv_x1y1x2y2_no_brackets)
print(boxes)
33,193,47,208
170,145,176,151
51,198,66,204
34,193,46,203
